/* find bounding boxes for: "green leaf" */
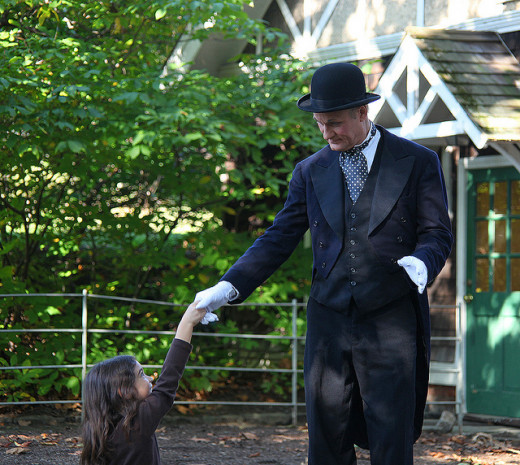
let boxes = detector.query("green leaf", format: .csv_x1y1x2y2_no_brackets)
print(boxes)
155,8,166,20
126,146,140,159
183,132,203,142
67,140,85,153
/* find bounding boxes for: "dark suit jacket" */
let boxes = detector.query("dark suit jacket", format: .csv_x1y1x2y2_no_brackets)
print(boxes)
222,126,453,433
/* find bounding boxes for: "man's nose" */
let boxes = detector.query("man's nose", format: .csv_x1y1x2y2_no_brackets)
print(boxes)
321,125,333,139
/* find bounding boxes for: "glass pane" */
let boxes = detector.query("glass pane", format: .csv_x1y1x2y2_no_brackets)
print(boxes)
512,258,520,291
476,258,489,292
494,220,507,254
512,181,520,215
512,219,520,254
494,182,508,214
493,258,507,292
476,220,489,254
476,182,490,216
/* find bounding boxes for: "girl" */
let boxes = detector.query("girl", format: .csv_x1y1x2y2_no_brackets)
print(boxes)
81,303,206,465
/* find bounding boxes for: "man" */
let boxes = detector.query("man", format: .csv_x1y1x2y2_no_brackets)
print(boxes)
194,62,453,465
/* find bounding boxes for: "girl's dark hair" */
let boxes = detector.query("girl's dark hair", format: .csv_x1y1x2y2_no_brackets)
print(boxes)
80,355,142,465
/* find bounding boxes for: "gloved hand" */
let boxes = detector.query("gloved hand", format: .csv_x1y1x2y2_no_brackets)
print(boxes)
194,281,237,325
397,256,427,294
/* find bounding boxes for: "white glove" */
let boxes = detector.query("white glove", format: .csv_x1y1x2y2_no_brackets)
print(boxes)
397,256,427,294
195,281,237,325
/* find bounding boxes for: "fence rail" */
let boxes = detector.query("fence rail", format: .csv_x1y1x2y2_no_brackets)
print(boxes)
0,292,462,428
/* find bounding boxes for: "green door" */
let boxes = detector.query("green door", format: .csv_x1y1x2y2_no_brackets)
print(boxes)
466,167,520,417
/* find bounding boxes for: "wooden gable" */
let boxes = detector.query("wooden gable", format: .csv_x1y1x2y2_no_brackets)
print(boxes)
370,27,520,169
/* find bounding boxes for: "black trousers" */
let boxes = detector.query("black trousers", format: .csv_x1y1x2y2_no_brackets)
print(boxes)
304,293,417,465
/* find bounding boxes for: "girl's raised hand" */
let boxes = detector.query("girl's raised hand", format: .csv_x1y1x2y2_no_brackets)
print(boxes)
175,302,207,343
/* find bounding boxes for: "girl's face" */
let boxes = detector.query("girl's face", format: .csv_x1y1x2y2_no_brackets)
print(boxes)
134,362,153,399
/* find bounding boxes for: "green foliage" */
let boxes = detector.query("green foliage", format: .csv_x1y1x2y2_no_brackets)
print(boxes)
0,0,322,405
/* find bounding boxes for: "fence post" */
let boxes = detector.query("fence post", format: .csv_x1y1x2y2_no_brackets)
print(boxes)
81,289,88,416
291,299,298,426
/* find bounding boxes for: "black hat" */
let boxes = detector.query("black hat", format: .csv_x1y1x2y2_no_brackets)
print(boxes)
297,62,380,113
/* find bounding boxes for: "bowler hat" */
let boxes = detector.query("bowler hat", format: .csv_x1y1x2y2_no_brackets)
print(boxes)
297,62,380,113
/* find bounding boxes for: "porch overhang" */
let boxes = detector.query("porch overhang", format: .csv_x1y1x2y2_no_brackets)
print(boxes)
369,28,520,171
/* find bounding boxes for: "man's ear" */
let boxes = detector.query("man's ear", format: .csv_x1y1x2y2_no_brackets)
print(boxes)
359,105,369,121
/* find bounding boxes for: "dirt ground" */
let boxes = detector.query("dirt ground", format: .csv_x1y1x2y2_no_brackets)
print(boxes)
1,408,520,464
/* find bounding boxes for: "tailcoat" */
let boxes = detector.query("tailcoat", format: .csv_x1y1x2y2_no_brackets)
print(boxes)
222,125,453,445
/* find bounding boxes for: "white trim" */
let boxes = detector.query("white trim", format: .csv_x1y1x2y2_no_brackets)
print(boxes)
388,121,466,139
312,0,341,43
413,88,437,126
489,142,520,173
370,35,490,148
463,154,515,170
414,47,489,149
308,32,404,63
276,0,303,41
456,155,468,416
407,45,420,116
303,0,311,37
280,0,341,57
416,0,425,27
430,363,460,386
309,10,520,63
445,9,520,34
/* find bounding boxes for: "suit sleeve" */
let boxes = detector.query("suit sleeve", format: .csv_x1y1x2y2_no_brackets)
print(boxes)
411,151,453,283
221,162,310,301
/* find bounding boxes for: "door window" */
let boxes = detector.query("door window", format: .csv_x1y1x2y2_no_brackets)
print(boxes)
474,180,520,293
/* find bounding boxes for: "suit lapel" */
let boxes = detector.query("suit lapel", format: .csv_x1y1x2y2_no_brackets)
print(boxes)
310,148,345,241
368,130,415,235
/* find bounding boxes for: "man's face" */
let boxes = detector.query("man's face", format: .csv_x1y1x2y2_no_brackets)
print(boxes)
313,106,369,152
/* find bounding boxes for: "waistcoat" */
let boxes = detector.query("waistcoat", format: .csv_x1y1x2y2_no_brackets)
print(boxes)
310,139,411,312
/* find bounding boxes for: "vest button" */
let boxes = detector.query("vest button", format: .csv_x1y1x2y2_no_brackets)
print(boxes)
313,220,319,227
350,239,356,245
350,253,356,259
350,281,357,286
321,262,326,268
350,267,357,273
400,217,407,223
396,235,403,243
350,213,356,219
350,227,357,232
390,257,397,264
319,241,325,248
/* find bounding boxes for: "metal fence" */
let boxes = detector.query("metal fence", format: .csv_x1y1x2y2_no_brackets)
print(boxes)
0,291,307,425
0,292,462,428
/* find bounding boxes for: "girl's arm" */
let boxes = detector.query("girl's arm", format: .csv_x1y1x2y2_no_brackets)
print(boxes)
174,302,206,343
135,303,205,435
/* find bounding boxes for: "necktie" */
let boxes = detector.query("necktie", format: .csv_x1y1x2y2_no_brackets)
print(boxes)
339,123,376,203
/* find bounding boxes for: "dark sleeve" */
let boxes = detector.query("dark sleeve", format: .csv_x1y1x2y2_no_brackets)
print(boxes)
222,162,309,301
137,338,192,435
411,150,453,282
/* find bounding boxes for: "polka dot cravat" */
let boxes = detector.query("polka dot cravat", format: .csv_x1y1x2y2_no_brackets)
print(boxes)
339,123,377,203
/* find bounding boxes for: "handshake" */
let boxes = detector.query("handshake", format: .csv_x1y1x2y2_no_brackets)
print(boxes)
194,256,427,325
193,281,238,325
